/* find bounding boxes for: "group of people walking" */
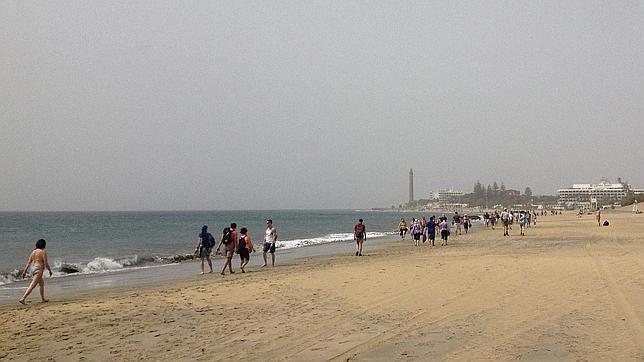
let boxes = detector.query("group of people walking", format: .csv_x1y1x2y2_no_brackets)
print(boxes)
195,219,278,275
396,208,544,246
398,215,453,246
484,208,536,237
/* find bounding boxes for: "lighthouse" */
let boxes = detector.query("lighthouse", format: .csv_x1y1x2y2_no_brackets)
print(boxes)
409,168,414,203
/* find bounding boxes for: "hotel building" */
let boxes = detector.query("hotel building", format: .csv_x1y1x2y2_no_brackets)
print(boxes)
557,181,630,206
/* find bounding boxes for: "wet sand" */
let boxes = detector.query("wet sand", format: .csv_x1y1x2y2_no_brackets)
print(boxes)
1,208,643,361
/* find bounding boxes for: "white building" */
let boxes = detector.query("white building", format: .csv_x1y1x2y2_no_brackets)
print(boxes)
437,189,464,205
557,181,629,206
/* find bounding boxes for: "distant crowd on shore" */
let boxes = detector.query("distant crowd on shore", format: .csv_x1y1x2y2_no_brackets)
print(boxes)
395,208,565,243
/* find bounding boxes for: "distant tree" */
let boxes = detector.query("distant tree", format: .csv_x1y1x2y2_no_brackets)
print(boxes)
492,182,500,204
473,181,484,197
617,177,631,191
524,187,533,197
500,182,506,192
472,181,484,206
621,191,638,206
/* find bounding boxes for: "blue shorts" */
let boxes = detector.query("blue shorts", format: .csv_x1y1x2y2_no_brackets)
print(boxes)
199,247,212,258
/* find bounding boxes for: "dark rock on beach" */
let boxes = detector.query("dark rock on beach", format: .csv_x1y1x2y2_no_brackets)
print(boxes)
60,264,81,274
158,254,195,264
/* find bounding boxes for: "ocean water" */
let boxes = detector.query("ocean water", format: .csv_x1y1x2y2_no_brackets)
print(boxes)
0,210,448,286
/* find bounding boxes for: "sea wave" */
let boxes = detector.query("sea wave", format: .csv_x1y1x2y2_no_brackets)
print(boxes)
277,231,394,249
0,255,183,286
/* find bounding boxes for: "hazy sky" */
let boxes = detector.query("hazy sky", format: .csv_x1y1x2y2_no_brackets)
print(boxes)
2,1,643,211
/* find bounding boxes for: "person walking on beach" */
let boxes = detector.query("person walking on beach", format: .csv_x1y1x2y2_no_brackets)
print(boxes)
427,216,437,246
509,210,515,230
463,214,470,234
398,218,408,240
19,239,53,304
596,208,601,227
237,227,255,273
519,211,527,236
411,218,422,246
420,216,427,243
195,225,214,274
453,212,462,236
439,218,450,245
484,212,490,228
501,208,510,236
215,226,236,275
262,219,278,267
490,212,497,230
354,218,366,256
526,211,532,228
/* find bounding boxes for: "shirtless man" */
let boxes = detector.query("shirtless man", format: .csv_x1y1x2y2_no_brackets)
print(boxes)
19,239,53,304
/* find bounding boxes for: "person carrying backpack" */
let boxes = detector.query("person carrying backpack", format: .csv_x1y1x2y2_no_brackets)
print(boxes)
194,225,214,274
411,218,422,246
237,227,255,272
354,218,366,256
215,224,237,275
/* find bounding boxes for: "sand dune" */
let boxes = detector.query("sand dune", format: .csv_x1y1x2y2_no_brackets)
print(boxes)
1,211,643,360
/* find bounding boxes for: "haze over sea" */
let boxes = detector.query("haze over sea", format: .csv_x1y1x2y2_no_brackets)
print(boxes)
0,209,444,286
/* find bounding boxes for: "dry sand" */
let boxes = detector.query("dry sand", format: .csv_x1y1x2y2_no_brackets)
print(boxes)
1,209,643,361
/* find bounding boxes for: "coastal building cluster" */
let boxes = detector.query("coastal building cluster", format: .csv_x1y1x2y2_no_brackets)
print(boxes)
557,179,644,209
402,171,642,211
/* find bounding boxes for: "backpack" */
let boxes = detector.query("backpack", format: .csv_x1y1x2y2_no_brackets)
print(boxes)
237,236,247,253
222,230,233,245
200,232,213,248
412,223,421,234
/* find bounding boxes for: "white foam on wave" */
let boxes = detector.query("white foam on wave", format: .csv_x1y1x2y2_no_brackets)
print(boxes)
84,257,125,273
276,231,394,250
0,270,20,286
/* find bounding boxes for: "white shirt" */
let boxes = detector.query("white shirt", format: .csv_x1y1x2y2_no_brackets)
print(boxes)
264,226,276,243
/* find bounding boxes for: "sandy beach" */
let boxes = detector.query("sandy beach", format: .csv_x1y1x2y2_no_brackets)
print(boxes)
1,208,643,361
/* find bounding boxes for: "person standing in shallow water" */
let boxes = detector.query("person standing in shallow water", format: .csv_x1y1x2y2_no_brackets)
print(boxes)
354,218,366,256
19,239,53,305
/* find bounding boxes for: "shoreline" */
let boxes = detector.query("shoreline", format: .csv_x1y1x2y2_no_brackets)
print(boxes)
1,211,642,360
0,233,401,304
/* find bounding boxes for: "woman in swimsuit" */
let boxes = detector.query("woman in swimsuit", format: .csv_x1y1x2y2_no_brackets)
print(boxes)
19,239,53,305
